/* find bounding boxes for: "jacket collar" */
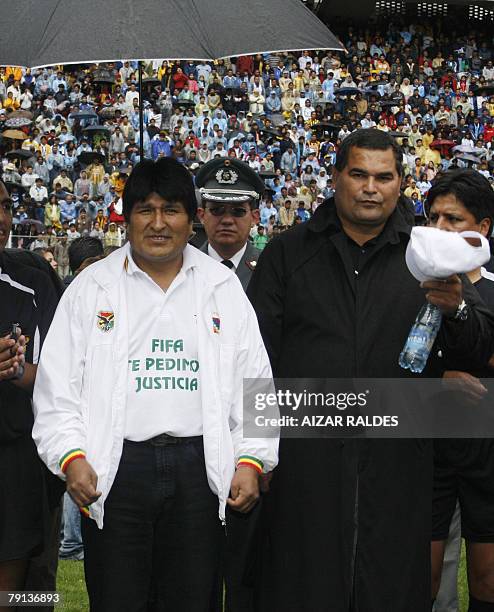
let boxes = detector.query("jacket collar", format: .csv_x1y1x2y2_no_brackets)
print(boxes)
307,197,412,245
92,242,233,291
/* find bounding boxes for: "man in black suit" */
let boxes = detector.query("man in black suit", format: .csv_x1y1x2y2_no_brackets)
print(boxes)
196,158,267,611
196,158,265,291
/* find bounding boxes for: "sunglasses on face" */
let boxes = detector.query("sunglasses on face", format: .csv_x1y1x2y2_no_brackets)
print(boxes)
206,205,250,217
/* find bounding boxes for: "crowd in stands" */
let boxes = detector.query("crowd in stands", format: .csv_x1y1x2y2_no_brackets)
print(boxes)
1,15,494,274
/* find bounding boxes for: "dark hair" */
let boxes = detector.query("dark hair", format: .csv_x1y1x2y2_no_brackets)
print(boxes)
425,169,494,234
68,236,104,273
122,158,196,222
335,129,403,177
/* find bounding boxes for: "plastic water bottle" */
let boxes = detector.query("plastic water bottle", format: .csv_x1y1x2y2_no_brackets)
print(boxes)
399,303,442,373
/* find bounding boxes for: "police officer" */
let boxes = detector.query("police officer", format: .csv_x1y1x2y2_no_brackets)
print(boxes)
196,158,265,291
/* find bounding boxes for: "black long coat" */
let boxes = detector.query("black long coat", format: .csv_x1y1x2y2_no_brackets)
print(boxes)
247,200,494,612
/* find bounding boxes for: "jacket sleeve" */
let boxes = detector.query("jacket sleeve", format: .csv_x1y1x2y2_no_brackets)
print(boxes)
439,273,494,371
246,237,286,375
32,281,88,480
228,290,279,473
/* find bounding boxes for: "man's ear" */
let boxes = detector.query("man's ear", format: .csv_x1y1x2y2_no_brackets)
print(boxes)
196,207,205,225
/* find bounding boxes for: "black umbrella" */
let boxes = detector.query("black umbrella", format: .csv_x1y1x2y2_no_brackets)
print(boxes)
70,110,98,120
1,0,342,161
142,77,161,86
6,149,33,160
172,99,196,108
78,151,106,165
379,99,403,107
82,125,111,135
472,84,494,97
334,87,360,97
1,0,342,67
259,127,281,139
92,68,115,84
4,181,25,195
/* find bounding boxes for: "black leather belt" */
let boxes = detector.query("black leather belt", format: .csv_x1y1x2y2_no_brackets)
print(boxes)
127,433,203,447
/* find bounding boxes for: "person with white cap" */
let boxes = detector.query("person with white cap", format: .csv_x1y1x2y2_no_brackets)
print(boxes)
427,169,494,612
248,129,494,612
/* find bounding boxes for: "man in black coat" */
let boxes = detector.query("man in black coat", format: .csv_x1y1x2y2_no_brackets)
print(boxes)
247,129,494,612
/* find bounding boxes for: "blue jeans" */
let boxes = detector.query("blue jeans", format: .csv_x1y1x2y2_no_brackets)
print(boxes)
59,492,83,560
81,437,223,612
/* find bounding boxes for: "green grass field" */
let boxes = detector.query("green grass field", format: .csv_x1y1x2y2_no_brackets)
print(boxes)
55,549,470,612
56,560,88,611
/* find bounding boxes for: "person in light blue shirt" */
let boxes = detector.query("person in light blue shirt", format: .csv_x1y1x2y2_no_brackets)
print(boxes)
60,195,78,224
260,201,278,228
151,132,173,160
223,70,238,89
265,92,281,116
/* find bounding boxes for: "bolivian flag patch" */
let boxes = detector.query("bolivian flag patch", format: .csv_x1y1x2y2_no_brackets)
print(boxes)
97,311,114,333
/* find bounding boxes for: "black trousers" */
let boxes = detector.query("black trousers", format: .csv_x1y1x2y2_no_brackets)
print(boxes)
82,437,223,612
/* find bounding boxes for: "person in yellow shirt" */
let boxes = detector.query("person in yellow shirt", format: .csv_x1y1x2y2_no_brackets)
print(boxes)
86,159,106,191
22,138,40,152
5,66,22,82
424,146,441,166
422,129,434,149
3,92,19,110
293,70,307,94
414,139,427,164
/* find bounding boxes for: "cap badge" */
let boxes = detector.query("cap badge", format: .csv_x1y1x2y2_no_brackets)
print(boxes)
216,168,238,185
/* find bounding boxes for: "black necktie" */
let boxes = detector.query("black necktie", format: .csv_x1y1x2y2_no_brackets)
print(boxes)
221,259,234,269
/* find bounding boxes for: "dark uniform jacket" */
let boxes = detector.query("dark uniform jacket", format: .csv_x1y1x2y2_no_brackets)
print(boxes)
200,241,260,291
247,199,494,612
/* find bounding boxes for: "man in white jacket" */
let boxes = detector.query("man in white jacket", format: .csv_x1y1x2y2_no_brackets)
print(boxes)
33,157,278,612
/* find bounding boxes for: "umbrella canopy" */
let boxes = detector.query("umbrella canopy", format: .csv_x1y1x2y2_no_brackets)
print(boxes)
91,68,115,84
430,139,455,149
19,218,45,232
388,131,409,138
142,77,161,85
452,145,483,155
2,129,28,140
4,117,32,128
334,87,360,97
9,110,33,120
4,181,25,195
78,152,106,165
82,125,111,135
0,0,343,68
455,153,481,164
6,149,33,160
70,110,98,120
472,84,494,97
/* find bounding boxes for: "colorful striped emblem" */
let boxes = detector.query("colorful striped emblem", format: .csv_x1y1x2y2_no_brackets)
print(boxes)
59,448,86,473
212,313,220,334
97,311,114,332
237,455,264,474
